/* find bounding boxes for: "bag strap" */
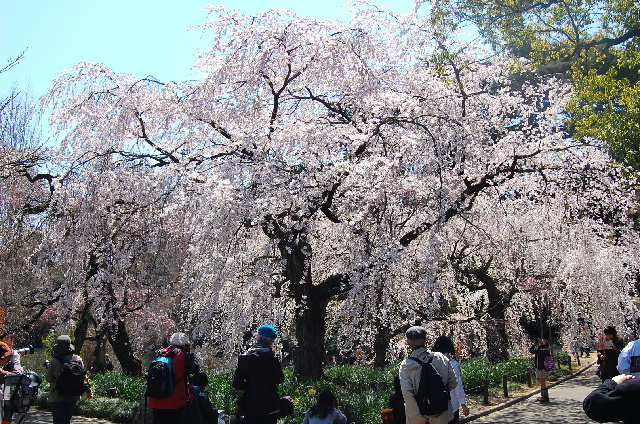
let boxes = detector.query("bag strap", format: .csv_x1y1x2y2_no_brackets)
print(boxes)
408,353,434,367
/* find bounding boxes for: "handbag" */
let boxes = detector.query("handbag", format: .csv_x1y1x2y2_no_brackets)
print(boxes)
381,408,394,424
544,355,556,370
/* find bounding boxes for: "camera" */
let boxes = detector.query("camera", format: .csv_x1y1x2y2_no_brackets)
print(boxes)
3,372,41,414
14,345,34,356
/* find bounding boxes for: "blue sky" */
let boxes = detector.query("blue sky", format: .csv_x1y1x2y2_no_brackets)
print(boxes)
1,1,415,98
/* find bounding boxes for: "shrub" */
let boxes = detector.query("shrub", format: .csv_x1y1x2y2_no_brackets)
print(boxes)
89,371,146,403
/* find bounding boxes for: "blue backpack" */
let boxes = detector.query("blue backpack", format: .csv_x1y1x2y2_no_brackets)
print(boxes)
145,350,177,398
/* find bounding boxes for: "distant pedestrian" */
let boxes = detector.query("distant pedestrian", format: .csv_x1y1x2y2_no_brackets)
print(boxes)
433,335,469,424
232,324,284,424
529,338,552,402
104,354,114,371
399,326,458,424
46,335,87,424
302,389,347,424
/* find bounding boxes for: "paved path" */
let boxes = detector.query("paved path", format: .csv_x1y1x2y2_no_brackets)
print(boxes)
10,409,114,424
469,364,603,424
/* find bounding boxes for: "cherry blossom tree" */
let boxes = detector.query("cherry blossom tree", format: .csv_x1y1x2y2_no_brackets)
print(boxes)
35,4,639,380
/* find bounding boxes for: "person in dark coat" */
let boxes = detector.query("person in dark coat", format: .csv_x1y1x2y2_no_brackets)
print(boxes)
388,376,406,424
583,374,640,424
597,326,624,381
232,325,284,424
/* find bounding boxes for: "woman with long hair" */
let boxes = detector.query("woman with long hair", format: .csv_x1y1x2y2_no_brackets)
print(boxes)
432,336,469,424
302,390,347,424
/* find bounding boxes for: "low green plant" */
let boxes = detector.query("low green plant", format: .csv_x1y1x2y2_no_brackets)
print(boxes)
89,370,146,403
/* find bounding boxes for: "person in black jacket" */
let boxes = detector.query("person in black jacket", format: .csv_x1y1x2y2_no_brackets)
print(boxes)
388,376,406,424
596,326,624,381
232,325,284,424
583,374,640,424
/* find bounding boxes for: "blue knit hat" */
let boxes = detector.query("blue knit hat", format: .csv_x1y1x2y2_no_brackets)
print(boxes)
257,324,278,339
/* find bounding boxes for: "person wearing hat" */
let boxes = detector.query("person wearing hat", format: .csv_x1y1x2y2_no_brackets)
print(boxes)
45,335,85,424
149,332,200,424
398,326,457,424
232,324,284,424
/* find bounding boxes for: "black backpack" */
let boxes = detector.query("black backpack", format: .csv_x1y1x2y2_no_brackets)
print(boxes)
411,354,450,416
145,349,177,398
55,355,87,396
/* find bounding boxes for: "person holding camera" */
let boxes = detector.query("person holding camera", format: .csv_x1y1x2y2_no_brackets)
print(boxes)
0,341,24,379
148,332,200,424
0,341,24,424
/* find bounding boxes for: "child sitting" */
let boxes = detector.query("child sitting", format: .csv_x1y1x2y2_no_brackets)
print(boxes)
302,390,347,424
191,372,220,424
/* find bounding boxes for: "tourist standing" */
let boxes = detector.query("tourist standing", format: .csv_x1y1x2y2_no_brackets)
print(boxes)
617,336,640,378
46,335,86,424
399,326,457,424
432,336,469,424
148,332,200,424
529,338,552,402
597,326,624,381
232,324,284,424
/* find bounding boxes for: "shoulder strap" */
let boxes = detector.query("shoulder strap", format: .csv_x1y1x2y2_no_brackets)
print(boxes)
409,353,434,366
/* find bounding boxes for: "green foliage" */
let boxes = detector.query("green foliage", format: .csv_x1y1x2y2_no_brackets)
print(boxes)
429,0,640,172
89,371,146,403
76,397,138,423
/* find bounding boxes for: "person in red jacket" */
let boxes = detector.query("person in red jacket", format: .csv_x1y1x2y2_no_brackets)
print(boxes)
149,332,200,424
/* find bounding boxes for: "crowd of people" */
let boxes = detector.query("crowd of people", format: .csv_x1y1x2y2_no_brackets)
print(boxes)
2,323,640,424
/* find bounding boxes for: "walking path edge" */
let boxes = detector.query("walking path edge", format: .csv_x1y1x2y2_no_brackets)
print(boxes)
461,360,597,423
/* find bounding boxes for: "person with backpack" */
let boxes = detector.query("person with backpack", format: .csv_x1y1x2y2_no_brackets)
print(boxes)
185,372,221,424
232,324,284,424
399,326,457,424
45,335,87,424
148,332,200,424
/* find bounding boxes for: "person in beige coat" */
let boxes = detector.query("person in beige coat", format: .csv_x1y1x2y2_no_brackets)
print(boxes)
399,327,458,424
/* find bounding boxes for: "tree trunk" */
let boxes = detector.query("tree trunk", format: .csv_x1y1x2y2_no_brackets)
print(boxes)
373,328,392,367
72,302,92,355
91,330,108,373
474,270,512,362
294,294,328,381
107,318,142,375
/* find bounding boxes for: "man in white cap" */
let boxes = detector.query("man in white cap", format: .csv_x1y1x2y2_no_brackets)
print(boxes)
232,324,284,424
399,326,457,424
46,335,86,424
149,332,200,424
